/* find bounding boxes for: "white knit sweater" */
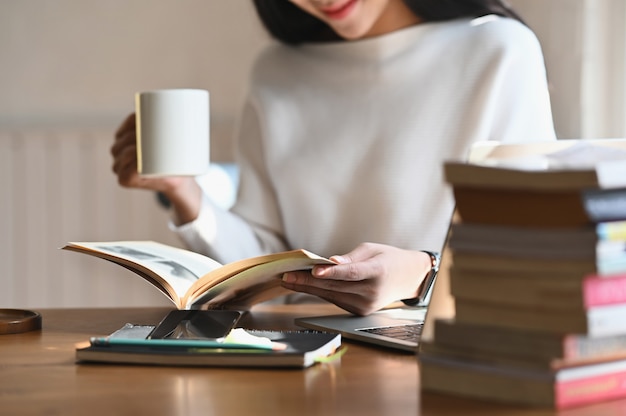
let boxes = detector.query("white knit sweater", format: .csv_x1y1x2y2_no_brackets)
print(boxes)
172,15,556,263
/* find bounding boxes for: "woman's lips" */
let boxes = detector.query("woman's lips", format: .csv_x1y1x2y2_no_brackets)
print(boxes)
319,0,358,20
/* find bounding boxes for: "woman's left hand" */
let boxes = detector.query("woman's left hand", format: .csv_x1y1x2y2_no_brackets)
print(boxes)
281,242,432,316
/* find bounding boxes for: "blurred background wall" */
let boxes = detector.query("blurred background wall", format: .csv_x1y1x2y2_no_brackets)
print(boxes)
1,0,624,308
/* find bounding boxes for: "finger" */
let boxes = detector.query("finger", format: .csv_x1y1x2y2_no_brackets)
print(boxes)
111,127,137,158
332,242,383,263
312,257,384,282
113,147,141,187
281,278,374,315
116,161,140,188
282,270,374,294
115,113,136,139
112,142,137,175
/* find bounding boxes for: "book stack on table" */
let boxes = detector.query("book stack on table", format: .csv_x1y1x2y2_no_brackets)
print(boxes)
75,318,342,369
420,141,626,409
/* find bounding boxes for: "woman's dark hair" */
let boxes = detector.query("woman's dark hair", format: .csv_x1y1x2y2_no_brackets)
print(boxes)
252,0,525,45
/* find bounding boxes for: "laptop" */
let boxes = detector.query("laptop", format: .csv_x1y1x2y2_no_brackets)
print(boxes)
295,139,626,352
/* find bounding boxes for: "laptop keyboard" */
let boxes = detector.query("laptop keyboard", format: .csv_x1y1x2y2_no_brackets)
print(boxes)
357,323,424,342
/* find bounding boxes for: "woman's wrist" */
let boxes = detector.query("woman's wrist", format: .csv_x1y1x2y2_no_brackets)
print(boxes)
164,178,202,225
401,250,440,307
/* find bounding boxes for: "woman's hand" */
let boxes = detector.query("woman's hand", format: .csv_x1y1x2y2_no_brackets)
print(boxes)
111,113,202,225
281,242,432,316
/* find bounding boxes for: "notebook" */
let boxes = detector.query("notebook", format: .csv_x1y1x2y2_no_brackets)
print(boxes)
296,139,626,352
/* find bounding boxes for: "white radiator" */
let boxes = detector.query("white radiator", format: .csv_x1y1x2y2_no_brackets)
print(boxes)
0,129,180,309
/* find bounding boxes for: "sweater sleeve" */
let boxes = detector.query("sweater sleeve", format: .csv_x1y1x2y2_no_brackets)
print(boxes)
485,20,557,143
169,99,289,263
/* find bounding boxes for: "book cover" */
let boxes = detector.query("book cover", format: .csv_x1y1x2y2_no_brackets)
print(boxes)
454,299,626,337
62,241,335,310
450,187,626,227
420,353,626,409
449,267,626,310
584,274,626,307
449,222,626,259
420,338,626,371
450,250,626,278
431,319,626,362
597,220,626,240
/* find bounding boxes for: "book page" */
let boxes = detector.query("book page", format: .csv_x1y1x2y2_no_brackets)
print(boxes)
479,141,626,171
545,142,626,169
63,241,223,308
186,251,334,308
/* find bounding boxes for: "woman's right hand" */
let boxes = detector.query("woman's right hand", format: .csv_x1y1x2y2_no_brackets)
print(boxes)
111,113,203,225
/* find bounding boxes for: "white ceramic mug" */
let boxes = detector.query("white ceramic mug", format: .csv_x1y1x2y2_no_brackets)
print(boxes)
135,89,210,176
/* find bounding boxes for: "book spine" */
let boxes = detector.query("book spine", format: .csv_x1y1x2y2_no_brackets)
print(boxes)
597,220,626,241
583,189,626,223
564,333,626,360
596,240,626,259
452,187,590,227
454,300,626,337
588,304,626,337
433,319,626,361
584,273,626,307
556,368,626,409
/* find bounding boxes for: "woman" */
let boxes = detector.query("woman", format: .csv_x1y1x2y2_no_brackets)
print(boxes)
112,0,556,315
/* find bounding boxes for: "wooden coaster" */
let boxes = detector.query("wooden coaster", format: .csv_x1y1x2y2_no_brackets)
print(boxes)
0,309,42,334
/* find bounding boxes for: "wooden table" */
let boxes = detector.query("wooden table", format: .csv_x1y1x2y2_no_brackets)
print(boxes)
1,305,625,416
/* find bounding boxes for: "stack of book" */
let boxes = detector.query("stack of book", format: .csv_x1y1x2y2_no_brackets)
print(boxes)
76,318,342,369
420,143,626,409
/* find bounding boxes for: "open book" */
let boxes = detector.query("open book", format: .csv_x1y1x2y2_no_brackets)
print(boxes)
62,241,335,309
